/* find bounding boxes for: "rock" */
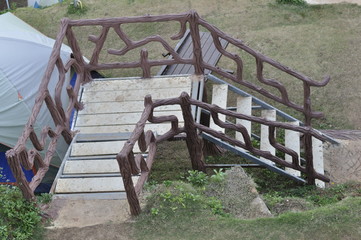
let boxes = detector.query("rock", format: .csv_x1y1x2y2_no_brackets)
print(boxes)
206,166,273,219
249,197,273,218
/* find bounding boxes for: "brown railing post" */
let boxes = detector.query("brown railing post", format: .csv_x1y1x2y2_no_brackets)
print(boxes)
117,151,141,216
188,11,204,75
180,92,206,172
303,82,316,185
6,150,35,201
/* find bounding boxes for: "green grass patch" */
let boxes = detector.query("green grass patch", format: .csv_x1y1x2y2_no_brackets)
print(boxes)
0,185,44,240
147,141,193,183
135,196,361,240
263,181,361,210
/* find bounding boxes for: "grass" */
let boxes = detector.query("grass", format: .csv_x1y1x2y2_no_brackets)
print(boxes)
136,181,361,240
138,167,361,240
10,0,361,130
135,198,361,240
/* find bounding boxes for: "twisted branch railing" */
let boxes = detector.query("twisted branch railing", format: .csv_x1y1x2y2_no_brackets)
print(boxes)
6,11,330,202
5,20,86,201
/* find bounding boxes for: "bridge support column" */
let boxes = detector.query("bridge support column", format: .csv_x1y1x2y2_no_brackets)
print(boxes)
285,121,301,177
261,109,276,164
313,137,325,188
210,84,228,133
235,96,252,148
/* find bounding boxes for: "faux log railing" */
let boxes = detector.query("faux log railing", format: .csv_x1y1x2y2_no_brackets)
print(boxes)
5,50,86,201
6,10,330,202
119,92,330,216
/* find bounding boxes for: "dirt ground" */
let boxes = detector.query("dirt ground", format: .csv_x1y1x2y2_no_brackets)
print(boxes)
306,0,361,4
43,197,135,239
45,223,134,240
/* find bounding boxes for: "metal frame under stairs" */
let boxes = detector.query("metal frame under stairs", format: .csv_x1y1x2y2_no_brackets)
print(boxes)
202,132,306,183
202,74,338,186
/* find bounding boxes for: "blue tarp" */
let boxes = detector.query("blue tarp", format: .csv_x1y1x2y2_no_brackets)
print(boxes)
0,151,34,183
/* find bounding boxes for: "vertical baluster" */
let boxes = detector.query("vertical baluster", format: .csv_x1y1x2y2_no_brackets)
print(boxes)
210,84,228,133
313,137,325,188
285,121,301,176
260,109,276,164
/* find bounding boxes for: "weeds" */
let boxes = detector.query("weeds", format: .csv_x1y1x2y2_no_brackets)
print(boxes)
0,185,43,240
66,0,87,15
186,170,209,187
143,181,228,218
263,182,361,215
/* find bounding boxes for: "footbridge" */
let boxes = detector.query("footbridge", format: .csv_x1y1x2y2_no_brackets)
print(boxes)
6,11,336,216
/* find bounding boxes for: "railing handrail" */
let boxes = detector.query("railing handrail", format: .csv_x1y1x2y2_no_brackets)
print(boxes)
206,74,339,145
5,19,85,200
60,11,330,123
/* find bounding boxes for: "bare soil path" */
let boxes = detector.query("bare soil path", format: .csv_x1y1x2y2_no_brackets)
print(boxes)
306,0,361,5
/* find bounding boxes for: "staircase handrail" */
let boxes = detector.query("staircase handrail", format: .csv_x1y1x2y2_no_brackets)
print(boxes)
5,19,85,201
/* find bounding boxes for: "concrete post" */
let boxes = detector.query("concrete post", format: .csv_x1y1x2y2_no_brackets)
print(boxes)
285,121,301,177
261,109,276,164
210,84,228,133
235,96,252,147
313,137,325,188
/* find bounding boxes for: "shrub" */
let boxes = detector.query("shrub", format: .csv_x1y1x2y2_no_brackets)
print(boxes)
0,185,43,239
143,181,228,218
67,0,87,15
185,170,209,187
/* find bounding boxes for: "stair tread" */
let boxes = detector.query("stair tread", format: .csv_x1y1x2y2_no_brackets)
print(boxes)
84,76,192,92
63,159,120,174
53,192,127,200
73,122,180,135
70,140,142,157
81,87,191,103
76,132,132,142
75,110,184,127
55,176,139,193
80,101,181,115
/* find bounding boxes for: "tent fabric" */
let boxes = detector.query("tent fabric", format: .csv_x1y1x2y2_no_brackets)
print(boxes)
0,13,73,184
28,0,62,8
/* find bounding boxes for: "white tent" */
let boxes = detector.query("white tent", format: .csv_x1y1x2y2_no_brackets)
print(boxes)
28,0,61,8
0,12,72,173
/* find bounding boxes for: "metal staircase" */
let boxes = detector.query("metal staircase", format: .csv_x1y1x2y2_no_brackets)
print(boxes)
202,74,338,187
50,75,203,199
